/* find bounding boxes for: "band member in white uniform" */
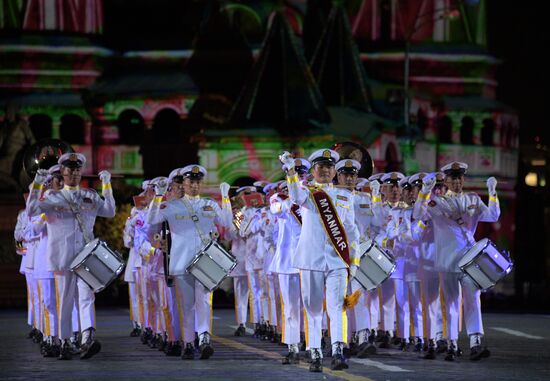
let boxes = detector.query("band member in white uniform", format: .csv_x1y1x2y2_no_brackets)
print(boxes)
280,149,360,373
336,160,378,358
147,165,232,360
410,172,447,359
26,152,115,360
399,175,424,351
238,187,265,336
32,165,65,357
227,191,249,337
370,172,407,348
414,162,500,361
269,158,310,364
15,206,37,340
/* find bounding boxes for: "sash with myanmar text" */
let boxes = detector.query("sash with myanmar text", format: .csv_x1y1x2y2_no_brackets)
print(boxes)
310,188,350,266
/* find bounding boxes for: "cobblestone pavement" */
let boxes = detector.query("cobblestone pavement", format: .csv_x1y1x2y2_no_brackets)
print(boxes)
1,309,549,381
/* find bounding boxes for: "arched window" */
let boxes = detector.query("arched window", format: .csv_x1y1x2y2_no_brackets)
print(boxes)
384,142,400,172
460,116,474,145
29,114,53,140
59,114,85,144
481,118,495,146
117,109,145,145
417,108,428,136
437,115,452,143
152,108,181,144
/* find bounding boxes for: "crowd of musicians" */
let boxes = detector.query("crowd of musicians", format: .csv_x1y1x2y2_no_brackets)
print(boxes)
15,147,501,373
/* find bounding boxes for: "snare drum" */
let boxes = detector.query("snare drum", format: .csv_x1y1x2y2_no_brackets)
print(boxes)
354,240,396,291
458,238,512,291
186,240,238,292
70,239,126,293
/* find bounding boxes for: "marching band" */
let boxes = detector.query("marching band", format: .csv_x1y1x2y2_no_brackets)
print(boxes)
14,147,505,373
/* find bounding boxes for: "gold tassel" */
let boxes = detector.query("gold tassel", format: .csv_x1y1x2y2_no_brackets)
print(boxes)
343,289,362,309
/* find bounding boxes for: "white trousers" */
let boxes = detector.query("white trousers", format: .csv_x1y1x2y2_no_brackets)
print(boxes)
136,268,150,328
174,274,212,344
54,271,95,341
351,279,371,332
39,278,58,337
368,289,380,331
440,272,483,340
24,272,35,327
232,276,249,325
164,282,181,341
127,278,140,325
407,280,423,338
264,274,279,326
247,270,263,324
278,273,301,345
379,279,396,332
31,275,42,332
420,274,442,339
300,269,348,349
394,279,410,339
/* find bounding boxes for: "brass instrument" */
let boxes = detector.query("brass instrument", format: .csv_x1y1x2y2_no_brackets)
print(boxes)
15,240,27,255
23,139,73,178
233,210,244,231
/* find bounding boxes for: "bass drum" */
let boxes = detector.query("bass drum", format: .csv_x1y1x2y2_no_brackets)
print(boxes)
331,141,373,179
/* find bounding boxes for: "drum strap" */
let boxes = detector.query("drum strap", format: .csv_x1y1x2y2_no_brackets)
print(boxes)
180,197,210,246
61,190,92,244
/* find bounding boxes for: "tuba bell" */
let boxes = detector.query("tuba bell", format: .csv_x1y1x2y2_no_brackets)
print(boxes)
23,139,73,179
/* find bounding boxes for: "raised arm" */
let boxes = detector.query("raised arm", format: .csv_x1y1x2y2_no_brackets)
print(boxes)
96,170,116,218
478,177,500,222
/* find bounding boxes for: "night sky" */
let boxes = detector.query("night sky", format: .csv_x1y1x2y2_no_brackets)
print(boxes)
487,0,550,146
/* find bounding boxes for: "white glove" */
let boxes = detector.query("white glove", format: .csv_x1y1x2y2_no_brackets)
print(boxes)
155,179,168,196
34,169,49,185
349,264,358,279
278,151,295,171
487,177,497,196
421,173,436,194
98,170,111,184
220,182,230,198
369,181,380,196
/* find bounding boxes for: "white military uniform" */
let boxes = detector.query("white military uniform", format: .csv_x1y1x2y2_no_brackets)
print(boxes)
123,206,141,330
270,191,303,348
26,180,115,342
240,205,264,325
414,168,500,344
147,185,232,346
287,152,360,352
227,224,249,326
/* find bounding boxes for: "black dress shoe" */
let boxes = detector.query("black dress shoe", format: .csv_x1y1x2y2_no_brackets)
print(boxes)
423,346,436,360
27,328,38,339
234,325,246,337
436,340,448,354
165,342,182,356
130,328,141,337
331,354,349,370
480,347,491,358
378,334,391,349
199,343,214,359
357,343,377,358
182,343,195,360
58,342,72,360
444,347,456,361
33,331,43,344
469,345,486,361
281,351,300,365
80,340,101,359
44,344,61,358
309,358,322,372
